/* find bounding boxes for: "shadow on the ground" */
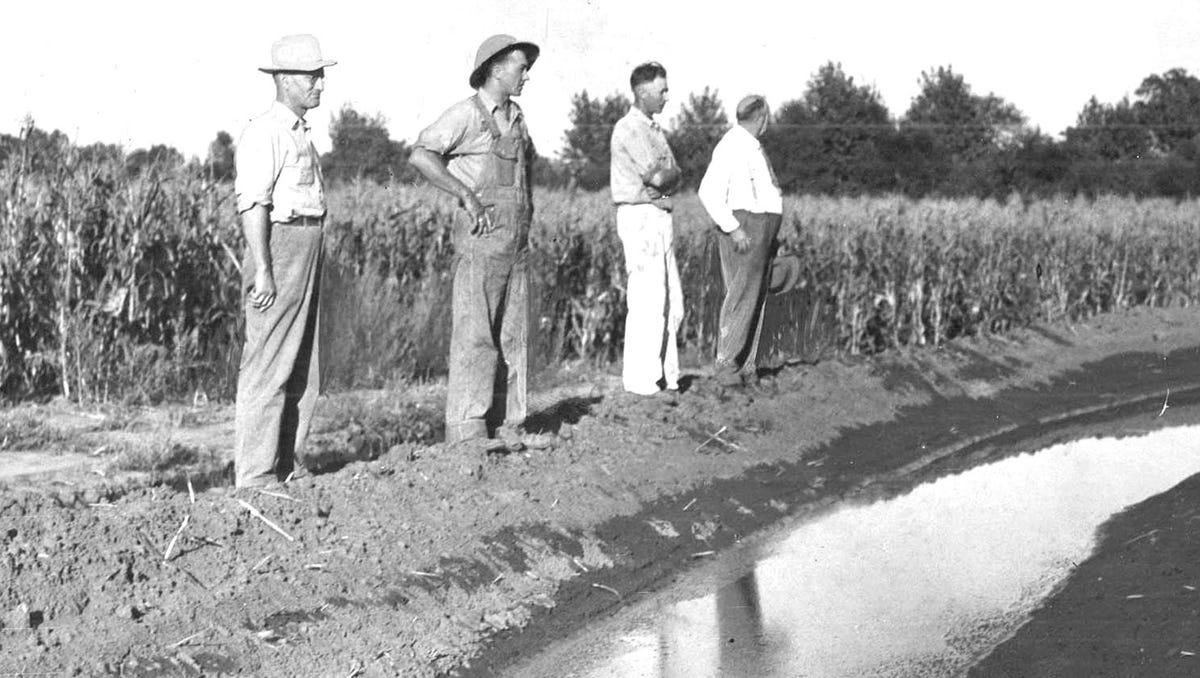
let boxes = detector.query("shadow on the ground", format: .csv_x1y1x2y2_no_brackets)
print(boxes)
523,396,603,435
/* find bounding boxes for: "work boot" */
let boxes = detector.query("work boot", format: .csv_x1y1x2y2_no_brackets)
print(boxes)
450,436,508,457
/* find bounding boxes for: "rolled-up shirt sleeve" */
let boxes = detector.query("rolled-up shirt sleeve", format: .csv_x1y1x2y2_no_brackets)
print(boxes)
698,138,740,233
414,104,469,155
234,122,280,214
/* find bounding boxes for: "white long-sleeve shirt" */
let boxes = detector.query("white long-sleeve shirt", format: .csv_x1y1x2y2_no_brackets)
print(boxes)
698,124,783,233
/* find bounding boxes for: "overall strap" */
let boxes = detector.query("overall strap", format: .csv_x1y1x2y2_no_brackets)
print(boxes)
471,94,503,141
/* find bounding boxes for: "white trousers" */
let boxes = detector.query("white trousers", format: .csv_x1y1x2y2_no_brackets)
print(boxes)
616,204,683,394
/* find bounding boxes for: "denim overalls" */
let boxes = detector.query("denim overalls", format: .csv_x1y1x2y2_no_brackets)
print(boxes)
444,95,532,443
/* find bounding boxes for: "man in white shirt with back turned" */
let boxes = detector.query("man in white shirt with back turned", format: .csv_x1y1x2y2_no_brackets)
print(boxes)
698,95,784,389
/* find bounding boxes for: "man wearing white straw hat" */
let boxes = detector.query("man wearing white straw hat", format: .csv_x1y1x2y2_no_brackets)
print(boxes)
410,35,547,452
698,94,790,389
233,34,336,488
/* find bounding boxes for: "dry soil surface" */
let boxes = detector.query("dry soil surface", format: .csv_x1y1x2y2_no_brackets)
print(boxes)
3,307,1200,677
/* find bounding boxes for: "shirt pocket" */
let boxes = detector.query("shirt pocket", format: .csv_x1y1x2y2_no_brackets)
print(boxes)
294,159,316,187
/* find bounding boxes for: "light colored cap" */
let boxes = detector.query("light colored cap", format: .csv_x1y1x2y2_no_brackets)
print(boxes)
259,34,337,73
469,34,539,88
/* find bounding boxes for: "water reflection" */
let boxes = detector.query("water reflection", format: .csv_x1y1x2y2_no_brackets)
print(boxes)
534,425,1200,678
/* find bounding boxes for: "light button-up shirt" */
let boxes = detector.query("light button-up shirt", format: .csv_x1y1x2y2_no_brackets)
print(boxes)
610,107,678,208
413,90,529,192
235,101,326,223
698,124,783,233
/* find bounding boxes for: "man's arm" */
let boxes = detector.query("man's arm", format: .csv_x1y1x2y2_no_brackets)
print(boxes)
234,123,281,310
241,204,275,311
614,121,680,197
698,142,736,230
644,161,681,195
409,148,491,234
698,140,751,252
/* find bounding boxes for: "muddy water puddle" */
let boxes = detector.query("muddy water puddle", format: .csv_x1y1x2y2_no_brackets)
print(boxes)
514,425,1200,677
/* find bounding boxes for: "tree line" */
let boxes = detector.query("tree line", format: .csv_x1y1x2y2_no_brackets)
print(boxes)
554,63,1200,199
5,63,1200,199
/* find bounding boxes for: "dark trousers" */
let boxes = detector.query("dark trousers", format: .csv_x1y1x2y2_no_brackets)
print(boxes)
715,211,781,380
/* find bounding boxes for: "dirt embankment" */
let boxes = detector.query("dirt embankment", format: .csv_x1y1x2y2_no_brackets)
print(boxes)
3,307,1200,677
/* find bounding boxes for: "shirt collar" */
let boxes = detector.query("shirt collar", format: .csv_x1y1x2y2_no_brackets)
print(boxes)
733,123,762,148
475,89,520,121
270,100,309,132
630,106,660,129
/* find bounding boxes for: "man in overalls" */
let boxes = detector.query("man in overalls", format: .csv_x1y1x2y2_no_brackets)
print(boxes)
233,34,335,488
410,35,539,450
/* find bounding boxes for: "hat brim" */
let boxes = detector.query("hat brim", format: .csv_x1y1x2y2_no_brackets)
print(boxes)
468,42,539,88
259,59,337,73
768,254,802,295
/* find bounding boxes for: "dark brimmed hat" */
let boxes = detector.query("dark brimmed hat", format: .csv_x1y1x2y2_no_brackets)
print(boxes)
469,34,539,89
768,252,802,295
259,34,336,73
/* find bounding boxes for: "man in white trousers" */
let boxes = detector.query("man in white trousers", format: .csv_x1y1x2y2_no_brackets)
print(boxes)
609,61,683,396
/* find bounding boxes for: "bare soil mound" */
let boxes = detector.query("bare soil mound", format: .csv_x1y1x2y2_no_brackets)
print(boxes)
3,307,1199,677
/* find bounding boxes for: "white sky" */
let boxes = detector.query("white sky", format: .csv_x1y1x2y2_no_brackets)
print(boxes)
6,0,1200,159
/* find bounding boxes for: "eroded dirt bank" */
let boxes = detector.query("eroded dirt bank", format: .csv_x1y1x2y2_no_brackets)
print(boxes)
3,307,1200,677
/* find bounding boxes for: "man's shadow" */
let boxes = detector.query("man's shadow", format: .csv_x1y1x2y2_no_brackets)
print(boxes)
521,395,603,435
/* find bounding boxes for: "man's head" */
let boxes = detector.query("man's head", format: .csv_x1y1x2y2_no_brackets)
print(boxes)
736,94,770,138
470,35,540,96
273,70,326,114
630,62,669,116
260,35,336,115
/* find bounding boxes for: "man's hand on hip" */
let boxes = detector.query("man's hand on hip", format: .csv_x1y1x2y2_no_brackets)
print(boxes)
730,227,752,253
463,193,493,235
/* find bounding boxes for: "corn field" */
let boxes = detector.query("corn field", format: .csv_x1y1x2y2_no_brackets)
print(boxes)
3,141,1200,404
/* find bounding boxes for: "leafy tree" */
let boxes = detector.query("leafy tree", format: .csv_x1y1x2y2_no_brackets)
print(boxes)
668,87,728,190
1060,70,1200,196
560,90,630,190
766,62,894,194
76,142,124,165
0,118,72,172
126,144,184,177
902,66,1025,162
1064,96,1149,162
322,105,413,184
205,131,235,182
1006,129,1071,197
1133,68,1200,154
531,153,571,188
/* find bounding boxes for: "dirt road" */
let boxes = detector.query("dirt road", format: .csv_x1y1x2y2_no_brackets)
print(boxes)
3,306,1200,677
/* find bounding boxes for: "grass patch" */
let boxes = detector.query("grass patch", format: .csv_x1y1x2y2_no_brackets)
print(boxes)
108,440,203,473
0,414,65,451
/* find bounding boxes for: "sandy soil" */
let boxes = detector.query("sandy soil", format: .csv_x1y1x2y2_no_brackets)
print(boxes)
3,306,1200,677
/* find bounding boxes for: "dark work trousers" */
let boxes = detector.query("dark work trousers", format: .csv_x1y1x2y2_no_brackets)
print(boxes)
235,222,323,487
445,103,532,443
715,211,781,381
